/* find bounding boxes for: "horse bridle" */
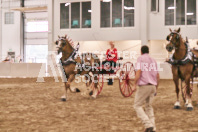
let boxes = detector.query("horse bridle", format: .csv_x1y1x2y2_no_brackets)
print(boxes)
166,32,180,50
56,37,75,51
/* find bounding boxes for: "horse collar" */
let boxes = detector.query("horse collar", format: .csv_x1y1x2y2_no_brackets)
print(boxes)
167,42,193,65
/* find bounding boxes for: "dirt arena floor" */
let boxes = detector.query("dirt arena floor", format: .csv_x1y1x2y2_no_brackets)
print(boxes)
0,78,198,132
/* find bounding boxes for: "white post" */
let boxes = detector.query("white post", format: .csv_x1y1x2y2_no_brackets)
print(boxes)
48,0,55,75
48,0,54,52
140,0,149,45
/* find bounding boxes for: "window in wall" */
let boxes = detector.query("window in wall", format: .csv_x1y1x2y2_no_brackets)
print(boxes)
71,2,80,28
112,0,122,27
151,0,159,12
187,0,196,25
60,2,91,29
100,1,110,27
124,0,134,27
60,3,69,29
100,0,134,28
165,0,196,25
165,0,174,25
176,0,185,25
82,2,91,28
5,12,14,24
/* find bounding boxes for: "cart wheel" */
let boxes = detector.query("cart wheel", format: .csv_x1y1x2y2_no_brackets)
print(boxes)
90,75,104,95
119,62,135,97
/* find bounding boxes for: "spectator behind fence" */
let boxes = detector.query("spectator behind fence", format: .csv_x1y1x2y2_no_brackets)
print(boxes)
2,56,10,63
15,55,22,63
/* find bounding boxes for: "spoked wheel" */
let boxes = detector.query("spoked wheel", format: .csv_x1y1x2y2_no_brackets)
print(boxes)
90,75,104,95
119,62,136,97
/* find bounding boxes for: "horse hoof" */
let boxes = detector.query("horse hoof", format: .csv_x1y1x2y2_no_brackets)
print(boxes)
61,98,66,102
76,88,80,92
187,107,193,111
91,95,97,99
89,91,93,96
174,106,181,109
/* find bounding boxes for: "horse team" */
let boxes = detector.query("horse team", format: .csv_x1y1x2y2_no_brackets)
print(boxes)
55,28,198,111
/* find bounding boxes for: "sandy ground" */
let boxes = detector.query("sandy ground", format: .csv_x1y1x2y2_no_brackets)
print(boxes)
0,78,198,132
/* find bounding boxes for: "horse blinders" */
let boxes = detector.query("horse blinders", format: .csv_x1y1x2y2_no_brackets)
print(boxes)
166,33,179,42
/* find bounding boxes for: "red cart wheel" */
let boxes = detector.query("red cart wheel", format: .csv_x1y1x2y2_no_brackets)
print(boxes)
119,62,135,97
90,75,104,95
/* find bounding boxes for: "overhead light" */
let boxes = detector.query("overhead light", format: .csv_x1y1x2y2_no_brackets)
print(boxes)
102,0,111,2
168,6,176,9
88,10,92,13
124,6,135,10
186,12,194,15
65,3,70,6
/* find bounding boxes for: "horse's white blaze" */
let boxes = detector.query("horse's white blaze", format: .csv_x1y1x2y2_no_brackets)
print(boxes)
174,101,181,106
57,41,61,48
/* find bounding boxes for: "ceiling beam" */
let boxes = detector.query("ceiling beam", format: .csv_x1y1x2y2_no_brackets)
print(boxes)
11,6,47,12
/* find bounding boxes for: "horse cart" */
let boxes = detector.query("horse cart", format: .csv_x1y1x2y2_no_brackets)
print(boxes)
89,57,136,97
55,35,136,101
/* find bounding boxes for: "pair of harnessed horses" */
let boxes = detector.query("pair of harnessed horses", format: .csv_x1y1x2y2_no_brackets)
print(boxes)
166,28,198,111
55,30,198,111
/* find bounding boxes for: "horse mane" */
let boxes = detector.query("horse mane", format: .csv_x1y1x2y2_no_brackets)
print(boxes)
65,35,75,49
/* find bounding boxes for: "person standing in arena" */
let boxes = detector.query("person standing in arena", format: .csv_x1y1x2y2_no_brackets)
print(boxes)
132,45,160,132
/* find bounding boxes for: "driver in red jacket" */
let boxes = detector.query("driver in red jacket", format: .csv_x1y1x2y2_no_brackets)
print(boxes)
102,41,118,73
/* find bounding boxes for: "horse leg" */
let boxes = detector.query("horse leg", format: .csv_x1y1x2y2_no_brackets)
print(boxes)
91,75,98,99
61,74,78,101
81,74,92,96
60,74,69,101
185,76,193,111
67,74,80,93
60,82,69,101
173,77,181,109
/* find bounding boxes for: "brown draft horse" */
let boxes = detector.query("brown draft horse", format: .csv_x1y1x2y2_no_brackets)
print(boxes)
166,28,198,111
55,35,101,101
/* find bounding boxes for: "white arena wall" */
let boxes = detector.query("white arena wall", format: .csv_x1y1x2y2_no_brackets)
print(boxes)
0,63,46,78
1,10,21,60
0,0,198,79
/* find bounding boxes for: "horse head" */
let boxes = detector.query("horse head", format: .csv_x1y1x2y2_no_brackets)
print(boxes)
55,35,74,55
166,28,181,52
